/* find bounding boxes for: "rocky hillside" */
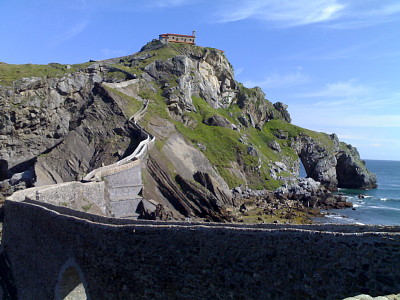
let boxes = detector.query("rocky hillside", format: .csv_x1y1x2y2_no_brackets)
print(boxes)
0,40,377,221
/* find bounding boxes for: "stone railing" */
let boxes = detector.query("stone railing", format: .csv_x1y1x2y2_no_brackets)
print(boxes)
83,99,154,182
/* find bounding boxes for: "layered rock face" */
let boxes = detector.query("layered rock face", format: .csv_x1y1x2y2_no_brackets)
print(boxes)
0,41,377,221
0,70,138,194
291,134,377,190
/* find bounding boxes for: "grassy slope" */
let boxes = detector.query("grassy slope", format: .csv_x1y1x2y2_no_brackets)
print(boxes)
1,43,337,191
0,62,92,86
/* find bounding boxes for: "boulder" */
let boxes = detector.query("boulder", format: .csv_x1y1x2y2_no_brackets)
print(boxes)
238,115,249,127
247,146,258,157
204,115,232,129
268,140,281,152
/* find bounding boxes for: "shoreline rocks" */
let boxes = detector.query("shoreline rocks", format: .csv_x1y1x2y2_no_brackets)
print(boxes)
231,178,354,224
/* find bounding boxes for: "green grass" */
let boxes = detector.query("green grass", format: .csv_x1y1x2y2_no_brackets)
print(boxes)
0,62,91,86
81,203,93,212
103,85,142,117
171,96,296,189
240,207,320,224
265,119,336,150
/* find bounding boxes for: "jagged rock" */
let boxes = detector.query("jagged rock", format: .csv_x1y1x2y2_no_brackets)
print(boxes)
273,130,288,140
233,187,242,194
175,174,232,222
274,162,287,171
238,115,249,127
204,115,232,128
274,178,353,209
292,134,377,190
136,199,170,220
145,153,232,221
9,170,34,186
247,146,258,157
336,145,377,189
237,86,290,128
193,171,233,206
268,140,281,152
143,46,237,112
273,102,291,123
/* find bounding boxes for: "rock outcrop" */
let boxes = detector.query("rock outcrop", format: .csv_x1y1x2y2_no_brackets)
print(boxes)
290,133,377,190
0,41,377,221
274,178,352,209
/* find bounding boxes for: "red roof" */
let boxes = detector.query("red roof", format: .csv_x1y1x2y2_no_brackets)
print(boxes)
160,33,195,38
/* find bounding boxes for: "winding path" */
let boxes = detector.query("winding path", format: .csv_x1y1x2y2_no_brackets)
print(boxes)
7,97,155,219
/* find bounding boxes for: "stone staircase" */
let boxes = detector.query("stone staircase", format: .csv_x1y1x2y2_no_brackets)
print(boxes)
82,98,155,218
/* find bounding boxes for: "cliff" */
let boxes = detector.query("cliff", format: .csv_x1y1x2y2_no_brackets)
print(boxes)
0,41,377,221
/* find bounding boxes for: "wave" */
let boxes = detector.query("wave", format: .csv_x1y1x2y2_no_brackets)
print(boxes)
324,214,361,224
368,205,400,212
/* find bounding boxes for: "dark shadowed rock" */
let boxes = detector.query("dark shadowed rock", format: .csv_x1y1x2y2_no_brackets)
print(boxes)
290,134,376,190
193,171,233,206
247,146,258,157
336,145,377,189
238,115,249,127
204,115,232,128
273,102,291,123
0,160,8,181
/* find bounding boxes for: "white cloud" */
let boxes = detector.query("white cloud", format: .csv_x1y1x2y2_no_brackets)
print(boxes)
243,69,310,89
217,0,346,26
50,20,89,45
216,0,400,29
297,79,369,99
286,78,400,133
235,67,244,76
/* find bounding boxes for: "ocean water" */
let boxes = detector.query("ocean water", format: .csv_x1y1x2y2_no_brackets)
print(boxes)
321,160,400,225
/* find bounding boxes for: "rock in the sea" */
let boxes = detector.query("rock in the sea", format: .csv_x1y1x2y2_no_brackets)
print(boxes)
336,145,377,189
291,134,377,190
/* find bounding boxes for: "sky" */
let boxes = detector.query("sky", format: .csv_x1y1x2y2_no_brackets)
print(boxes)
1,0,399,161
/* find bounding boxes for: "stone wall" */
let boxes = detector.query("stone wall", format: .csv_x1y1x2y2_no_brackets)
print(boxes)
1,200,400,300
35,181,106,215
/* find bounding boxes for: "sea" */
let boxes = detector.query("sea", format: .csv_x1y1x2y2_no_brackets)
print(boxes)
304,160,400,225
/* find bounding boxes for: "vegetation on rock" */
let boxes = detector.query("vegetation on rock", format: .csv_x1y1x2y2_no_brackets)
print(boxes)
0,40,377,223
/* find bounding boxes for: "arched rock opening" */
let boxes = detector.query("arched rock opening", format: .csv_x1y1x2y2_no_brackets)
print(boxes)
55,259,89,300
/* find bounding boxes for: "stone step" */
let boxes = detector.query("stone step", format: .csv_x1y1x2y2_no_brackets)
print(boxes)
108,185,143,199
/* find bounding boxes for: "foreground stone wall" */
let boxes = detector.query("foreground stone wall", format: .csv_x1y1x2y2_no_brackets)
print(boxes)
1,200,400,300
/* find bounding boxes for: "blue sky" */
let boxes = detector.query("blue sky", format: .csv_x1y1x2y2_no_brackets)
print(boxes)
1,0,399,160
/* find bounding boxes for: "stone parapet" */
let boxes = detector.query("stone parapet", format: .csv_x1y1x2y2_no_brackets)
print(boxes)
1,200,400,299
